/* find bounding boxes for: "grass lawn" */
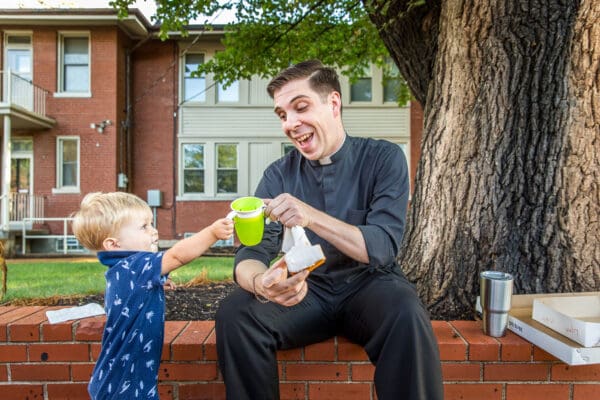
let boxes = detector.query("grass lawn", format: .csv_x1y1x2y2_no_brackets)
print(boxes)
1,256,234,303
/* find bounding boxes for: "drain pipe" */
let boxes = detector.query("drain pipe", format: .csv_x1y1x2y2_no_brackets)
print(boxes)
121,35,152,191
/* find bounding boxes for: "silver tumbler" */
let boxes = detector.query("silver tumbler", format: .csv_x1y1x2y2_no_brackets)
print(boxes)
480,271,514,337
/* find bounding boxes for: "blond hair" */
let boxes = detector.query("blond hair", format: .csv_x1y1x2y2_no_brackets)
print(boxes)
72,192,150,251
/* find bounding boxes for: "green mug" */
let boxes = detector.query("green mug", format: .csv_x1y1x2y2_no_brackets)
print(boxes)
226,196,265,246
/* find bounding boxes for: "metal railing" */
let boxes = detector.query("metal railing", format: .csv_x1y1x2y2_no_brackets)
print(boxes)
9,193,44,222
1,69,48,116
21,217,78,255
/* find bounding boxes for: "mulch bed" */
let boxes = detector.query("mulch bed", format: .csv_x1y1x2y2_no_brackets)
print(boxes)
5,281,238,321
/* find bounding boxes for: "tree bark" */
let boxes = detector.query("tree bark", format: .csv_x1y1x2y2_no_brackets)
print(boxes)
369,0,599,319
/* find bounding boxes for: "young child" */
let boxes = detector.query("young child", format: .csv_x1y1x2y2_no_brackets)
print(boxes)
72,192,233,399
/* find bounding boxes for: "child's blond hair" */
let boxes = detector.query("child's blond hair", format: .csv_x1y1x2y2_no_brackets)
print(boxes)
72,192,150,251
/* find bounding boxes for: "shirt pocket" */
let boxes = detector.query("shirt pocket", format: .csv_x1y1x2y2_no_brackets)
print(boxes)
346,209,368,225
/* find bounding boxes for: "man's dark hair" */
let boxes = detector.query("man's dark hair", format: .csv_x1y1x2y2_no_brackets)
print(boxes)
267,60,342,104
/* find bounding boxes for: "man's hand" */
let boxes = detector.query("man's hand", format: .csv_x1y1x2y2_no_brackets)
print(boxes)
264,193,314,228
255,257,310,306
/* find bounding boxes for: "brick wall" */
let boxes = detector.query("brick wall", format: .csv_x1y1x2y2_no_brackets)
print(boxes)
1,306,598,400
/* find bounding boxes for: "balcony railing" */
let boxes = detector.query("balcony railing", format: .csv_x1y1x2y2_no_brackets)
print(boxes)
1,69,48,116
9,193,44,223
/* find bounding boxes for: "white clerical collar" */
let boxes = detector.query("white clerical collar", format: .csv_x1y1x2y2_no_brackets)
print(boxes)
317,135,346,165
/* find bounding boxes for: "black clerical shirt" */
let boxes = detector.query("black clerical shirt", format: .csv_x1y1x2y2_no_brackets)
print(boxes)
235,135,410,292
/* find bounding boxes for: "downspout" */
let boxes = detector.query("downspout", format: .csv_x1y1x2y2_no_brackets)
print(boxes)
1,115,12,232
172,40,178,239
121,35,151,192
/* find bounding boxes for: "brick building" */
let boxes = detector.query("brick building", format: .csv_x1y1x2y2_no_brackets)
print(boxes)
0,8,422,255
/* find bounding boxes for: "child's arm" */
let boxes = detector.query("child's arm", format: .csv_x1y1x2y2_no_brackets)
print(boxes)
161,218,234,275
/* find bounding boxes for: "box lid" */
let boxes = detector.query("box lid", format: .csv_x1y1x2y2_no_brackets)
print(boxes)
532,295,600,347
507,292,600,365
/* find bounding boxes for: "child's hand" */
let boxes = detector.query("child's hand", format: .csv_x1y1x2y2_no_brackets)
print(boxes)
212,218,234,240
163,278,176,290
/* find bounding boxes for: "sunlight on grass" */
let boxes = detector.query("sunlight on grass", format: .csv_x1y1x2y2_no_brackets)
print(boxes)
2,256,234,303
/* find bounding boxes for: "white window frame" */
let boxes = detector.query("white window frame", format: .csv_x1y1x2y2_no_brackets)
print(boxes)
178,140,248,200
215,143,239,194
182,52,207,103
180,141,207,195
55,31,91,98
349,65,373,103
53,136,80,194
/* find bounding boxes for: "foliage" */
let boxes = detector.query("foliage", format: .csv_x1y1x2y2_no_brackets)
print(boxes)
110,0,412,105
1,257,233,303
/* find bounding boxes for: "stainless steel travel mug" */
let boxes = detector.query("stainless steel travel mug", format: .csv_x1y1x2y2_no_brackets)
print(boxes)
480,271,514,337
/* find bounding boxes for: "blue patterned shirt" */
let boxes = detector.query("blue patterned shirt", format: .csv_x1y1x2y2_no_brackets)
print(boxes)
88,251,167,400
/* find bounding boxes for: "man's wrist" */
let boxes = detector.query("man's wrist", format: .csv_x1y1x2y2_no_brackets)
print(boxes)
252,272,270,304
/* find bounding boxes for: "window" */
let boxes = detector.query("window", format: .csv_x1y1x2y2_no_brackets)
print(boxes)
182,143,205,193
282,143,295,155
5,33,33,108
383,58,401,103
216,144,238,193
350,67,372,102
217,81,239,103
59,34,89,93
56,137,79,191
184,53,206,102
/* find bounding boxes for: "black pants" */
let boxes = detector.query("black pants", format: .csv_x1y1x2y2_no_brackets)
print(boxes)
215,270,443,400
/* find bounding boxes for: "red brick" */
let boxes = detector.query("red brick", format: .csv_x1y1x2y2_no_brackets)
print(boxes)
162,320,188,360
0,306,18,316
178,383,226,399
11,363,70,381
278,347,303,361
0,365,7,381
0,344,28,362
171,321,213,361
484,363,549,381
47,383,89,399
72,363,95,382
75,317,105,341
337,337,369,361
573,384,600,399
309,382,371,399
0,306,44,341
351,363,374,381
8,308,49,342
442,362,481,381
280,382,306,400
0,384,44,398
450,321,501,360
432,321,467,361
506,383,570,400
29,342,90,362
90,343,102,361
159,362,218,381
497,331,533,361
204,329,218,361
444,383,502,400
533,346,561,361
286,363,348,381
552,364,600,381
159,383,175,400
42,318,75,341
305,339,336,361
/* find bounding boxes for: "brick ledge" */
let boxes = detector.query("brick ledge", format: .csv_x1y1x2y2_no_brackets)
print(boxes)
1,306,599,400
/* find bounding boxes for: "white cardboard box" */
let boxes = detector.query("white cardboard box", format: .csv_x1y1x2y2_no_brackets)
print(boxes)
507,292,600,365
532,295,600,347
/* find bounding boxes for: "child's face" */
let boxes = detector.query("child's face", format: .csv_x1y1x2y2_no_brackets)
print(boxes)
113,208,159,252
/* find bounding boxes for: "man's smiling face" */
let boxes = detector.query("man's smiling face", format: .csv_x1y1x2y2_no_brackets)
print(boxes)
273,78,343,161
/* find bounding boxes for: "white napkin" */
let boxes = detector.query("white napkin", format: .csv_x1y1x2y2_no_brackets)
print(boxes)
46,303,106,324
282,226,325,273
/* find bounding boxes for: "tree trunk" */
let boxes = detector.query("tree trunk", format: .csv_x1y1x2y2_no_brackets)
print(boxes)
369,0,599,319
